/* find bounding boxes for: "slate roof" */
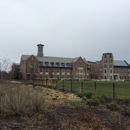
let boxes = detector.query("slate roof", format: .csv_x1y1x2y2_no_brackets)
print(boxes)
22,55,80,68
114,60,128,67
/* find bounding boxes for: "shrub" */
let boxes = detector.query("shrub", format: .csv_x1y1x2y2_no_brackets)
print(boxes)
31,90,49,112
64,98,84,106
77,92,95,99
95,96,105,103
106,102,120,111
82,96,87,102
120,105,130,116
77,93,84,98
0,85,7,113
124,98,130,106
5,86,30,115
86,97,100,106
85,92,95,99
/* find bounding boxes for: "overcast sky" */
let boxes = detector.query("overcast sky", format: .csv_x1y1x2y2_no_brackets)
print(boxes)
0,0,130,63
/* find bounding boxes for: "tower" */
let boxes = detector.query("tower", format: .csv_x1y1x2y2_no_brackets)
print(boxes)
102,53,114,80
37,44,44,57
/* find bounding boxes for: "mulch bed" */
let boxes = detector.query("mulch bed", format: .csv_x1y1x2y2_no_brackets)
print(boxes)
0,104,130,130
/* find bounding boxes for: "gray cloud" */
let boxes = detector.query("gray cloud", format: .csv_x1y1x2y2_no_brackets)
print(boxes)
0,0,130,63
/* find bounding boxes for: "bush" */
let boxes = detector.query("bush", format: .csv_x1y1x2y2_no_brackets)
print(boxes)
120,105,130,116
106,102,120,111
124,98,130,106
64,98,84,106
86,97,100,106
77,93,84,98
31,90,49,112
0,85,7,113
95,96,105,103
82,96,87,102
77,92,95,99
5,86,30,115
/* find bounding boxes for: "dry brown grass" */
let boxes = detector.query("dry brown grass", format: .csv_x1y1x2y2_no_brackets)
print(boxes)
0,83,51,115
61,107,104,130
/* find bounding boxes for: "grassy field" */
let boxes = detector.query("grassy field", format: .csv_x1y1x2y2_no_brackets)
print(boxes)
28,79,130,99
49,80,130,99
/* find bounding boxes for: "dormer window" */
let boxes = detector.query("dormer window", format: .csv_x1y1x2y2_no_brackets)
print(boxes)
66,63,70,67
50,62,54,66
39,62,43,66
61,63,65,66
56,62,59,66
45,62,49,66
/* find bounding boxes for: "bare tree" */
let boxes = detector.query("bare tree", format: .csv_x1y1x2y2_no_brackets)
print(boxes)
0,56,11,82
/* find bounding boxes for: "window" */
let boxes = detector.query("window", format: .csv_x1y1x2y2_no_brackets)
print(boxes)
62,75,64,78
67,75,70,78
51,69,54,72
57,69,59,73
56,62,59,66
46,74,48,79
50,62,54,66
80,69,82,73
104,64,107,68
66,63,70,67
104,70,106,73
39,62,43,66
30,68,34,72
57,75,60,79
45,62,49,66
110,59,113,63
62,69,65,72
110,70,112,73
29,62,35,67
40,68,42,72
61,63,65,66
67,69,70,73
104,59,107,63
79,64,82,67
110,64,113,68
46,69,48,72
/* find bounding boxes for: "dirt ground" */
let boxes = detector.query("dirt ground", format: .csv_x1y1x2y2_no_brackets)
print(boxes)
0,104,130,130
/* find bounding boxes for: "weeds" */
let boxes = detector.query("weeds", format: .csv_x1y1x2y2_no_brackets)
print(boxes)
106,102,120,111
0,83,50,115
120,105,130,117
31,90,49,112
64,98,84,106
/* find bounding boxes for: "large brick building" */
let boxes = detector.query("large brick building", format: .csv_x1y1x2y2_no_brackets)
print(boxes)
20,44,88,80
20,44,130,80
89,53,130,80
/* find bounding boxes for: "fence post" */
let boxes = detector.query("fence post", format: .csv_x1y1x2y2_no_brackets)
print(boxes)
62,79,64,90
71,79,72,92
81,80,83,93
33,78,34,88
113,82,115,98
82,80,83,92
46,79,47,86
94,82,97,94
56,79,57,89
42,79,43,86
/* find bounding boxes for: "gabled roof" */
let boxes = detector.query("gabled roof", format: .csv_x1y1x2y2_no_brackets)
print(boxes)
21,55,83,67
114,60,128,67
21,55,30,60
